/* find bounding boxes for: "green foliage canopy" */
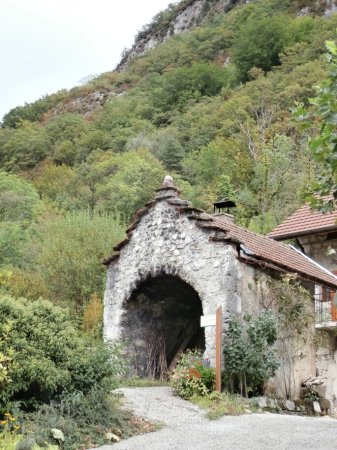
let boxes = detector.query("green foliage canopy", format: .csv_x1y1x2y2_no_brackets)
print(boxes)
0,121,51,171
232,15,290,81
0,171,40,223
296,38,337,208
1,90,68,128
30,211,125,313
0,172,41,266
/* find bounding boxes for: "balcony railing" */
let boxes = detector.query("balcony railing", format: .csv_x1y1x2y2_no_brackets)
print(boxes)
315,288,337,327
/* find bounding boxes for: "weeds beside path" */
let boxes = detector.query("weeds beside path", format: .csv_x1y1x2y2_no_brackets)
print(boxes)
91,387,337,450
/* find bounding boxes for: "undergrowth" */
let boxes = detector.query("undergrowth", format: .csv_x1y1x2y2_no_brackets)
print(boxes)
17,387,140,450
191,391,253,420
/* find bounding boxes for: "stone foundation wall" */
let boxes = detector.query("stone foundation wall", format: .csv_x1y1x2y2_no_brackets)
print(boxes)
316,333,337,409
299,235,337,407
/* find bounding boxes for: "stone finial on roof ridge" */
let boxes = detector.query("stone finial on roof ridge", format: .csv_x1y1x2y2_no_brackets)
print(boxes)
162,175,174,187
156,175,181,198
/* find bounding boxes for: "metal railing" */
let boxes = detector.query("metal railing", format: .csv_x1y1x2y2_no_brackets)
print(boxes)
314,288,337,325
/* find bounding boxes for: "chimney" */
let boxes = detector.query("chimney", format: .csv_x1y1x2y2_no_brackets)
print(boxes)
213,212,235,223
212,197,236,223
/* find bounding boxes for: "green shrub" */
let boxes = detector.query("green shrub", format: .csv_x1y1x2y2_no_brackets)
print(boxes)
198,365,216,393
0,296,141,449
0,295,125,408
223,311,279,397
171,350,215,399
192,391,248,419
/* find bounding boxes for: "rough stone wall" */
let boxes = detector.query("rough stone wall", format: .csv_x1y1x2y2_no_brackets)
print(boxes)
299,234,337,271
324,0,337,15
315,334,337,408
104,189,243,367
299,234,337,408
234,263,316,399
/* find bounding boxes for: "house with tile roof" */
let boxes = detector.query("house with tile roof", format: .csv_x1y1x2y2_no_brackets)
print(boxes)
268,197,337,325
269,198,337,409
104,177,337,403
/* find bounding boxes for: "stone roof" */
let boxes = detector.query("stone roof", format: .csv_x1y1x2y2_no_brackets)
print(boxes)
268,196,337,240
104,179,337,289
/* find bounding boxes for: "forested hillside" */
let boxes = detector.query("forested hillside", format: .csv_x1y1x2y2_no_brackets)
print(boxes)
1,0,336,317
2,1,337,446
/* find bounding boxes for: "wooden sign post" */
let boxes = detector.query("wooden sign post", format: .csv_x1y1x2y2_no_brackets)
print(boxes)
215,306,222,393
200,306,222,393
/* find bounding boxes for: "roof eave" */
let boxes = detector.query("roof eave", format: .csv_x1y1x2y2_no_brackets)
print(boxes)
269,225,337,241
238,252,337,290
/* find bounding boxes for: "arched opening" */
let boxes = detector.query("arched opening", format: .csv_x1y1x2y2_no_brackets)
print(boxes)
121,274,205,378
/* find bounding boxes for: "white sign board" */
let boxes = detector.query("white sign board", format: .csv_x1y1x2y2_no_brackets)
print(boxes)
200,314,216,327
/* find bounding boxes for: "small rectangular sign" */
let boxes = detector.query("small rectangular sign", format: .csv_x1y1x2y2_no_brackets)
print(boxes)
200,314,216,327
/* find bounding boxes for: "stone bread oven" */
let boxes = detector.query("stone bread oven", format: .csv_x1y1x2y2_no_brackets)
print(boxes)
104,177,337,394
103,176,240,375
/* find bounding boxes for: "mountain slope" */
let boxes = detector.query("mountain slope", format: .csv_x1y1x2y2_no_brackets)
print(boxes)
1,0,337,314
1,0,337,231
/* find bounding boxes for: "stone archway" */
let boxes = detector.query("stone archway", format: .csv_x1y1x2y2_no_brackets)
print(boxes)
120,274,205,378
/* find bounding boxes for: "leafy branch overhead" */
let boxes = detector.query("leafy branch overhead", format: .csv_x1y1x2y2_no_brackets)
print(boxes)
295,37,337,209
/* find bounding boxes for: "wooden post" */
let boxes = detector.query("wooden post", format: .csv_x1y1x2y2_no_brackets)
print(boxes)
215,306,222,393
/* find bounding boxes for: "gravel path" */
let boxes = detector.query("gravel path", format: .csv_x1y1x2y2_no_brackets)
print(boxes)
92,387,337,450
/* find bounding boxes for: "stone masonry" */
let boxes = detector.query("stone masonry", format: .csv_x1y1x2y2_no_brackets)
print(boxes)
103,176,323,394
104,179,243,368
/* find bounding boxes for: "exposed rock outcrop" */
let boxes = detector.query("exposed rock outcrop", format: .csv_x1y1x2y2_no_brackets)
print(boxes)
116,0,244,71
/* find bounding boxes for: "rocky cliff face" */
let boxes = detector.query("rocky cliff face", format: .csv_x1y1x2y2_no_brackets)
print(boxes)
297,0,337,16
322,0,337,14
43,0,337,119
116,0,337,71
116,0,245,71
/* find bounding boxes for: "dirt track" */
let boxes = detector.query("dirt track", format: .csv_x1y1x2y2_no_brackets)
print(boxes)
92,387,337,450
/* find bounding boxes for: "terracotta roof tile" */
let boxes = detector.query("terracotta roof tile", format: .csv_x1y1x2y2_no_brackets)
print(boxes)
203,216,337,289
268,197,337,240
